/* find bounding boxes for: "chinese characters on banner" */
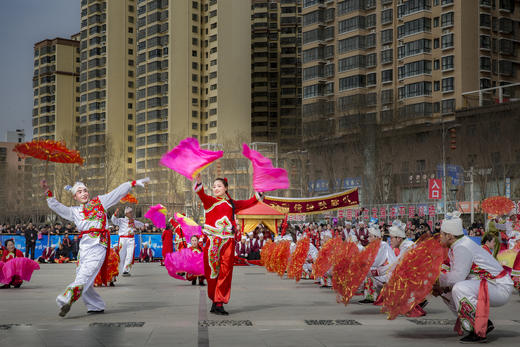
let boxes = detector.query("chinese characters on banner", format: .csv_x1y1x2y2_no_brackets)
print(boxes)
428,205,436,217
428,179,442,200
362,209,369,220
399,206,406,216
390,207,397,218
338,210,344,219
418,205,426,217
371,208,378,218
408,206,416,218
380,207,387,219
346,209,353,220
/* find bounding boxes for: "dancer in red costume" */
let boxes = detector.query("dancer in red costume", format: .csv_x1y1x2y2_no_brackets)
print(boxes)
161,227,174,266
194,174,262,315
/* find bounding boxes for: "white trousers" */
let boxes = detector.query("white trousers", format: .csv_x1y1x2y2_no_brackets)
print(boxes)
56,243,106,311
442,279,513,332
119,237,135,274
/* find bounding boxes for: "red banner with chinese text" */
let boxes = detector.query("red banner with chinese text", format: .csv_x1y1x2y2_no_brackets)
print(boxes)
264,188,359,215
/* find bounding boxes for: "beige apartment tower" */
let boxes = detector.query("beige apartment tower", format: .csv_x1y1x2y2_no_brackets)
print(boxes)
31,35,80,203
78,0,137,194
134,0,252,206
251,0,303,153
301,0,520,142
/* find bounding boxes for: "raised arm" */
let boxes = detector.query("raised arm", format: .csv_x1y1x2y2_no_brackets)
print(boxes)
41,180,74,221
234,192,263,212
47,197,74,222
99,177,150,209
193,179,217,209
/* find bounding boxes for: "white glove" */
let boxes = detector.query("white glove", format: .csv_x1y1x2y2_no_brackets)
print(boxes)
135,177,151,187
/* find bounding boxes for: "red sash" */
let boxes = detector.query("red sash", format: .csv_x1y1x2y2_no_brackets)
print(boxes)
474,267,509,337
120,235,134,238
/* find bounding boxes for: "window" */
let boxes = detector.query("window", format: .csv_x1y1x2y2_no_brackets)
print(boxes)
381,49,393,64
337,55,365,72
480,35,491,50
398,39,431,58
441,12,454,27
366,14,376,28
381,89,393,104
366,53,377,67
434,59,440,70
382,69,393,83
480,14,491,28
338,16,366,34
381,9,393,24
398,81,432,99
441,55,454,70
367,72,376,86
192,123,198,130
480,56,491,71
339,75,366,91
397,0,431,18
441,34,454,49
442,77,454,92
337,35,365,54
397,17,431,38
480,78,491,89
381,29,393,44
398,60,431,79
434,81,440,91
441,99,455,113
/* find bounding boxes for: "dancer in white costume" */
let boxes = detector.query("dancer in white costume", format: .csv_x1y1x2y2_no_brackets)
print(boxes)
42,177,150,317
433,212,514,343
360,226,396,303
111,206,144,276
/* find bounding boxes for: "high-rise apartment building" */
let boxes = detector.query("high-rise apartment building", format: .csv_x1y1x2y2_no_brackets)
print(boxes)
78,0,137,193
251,0,303,153
301,0,520,139
300,0,520,202
134,0,252,207
33,36,80,145
32,35,80,203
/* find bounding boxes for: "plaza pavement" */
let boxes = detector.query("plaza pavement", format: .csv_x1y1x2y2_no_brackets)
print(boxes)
0,263,519,347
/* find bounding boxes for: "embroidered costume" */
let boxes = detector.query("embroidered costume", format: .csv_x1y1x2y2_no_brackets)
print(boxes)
194,182,260,306
46,178,148,316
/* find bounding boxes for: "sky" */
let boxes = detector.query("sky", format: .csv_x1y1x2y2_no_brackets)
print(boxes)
0,0,80,141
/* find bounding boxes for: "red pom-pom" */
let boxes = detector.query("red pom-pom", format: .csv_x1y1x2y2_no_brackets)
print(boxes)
287,237,310,282
131,180,137,187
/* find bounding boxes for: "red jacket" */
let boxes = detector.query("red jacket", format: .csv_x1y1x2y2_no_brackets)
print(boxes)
2,248,24,262
194,183,260,239
161,229,174,256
